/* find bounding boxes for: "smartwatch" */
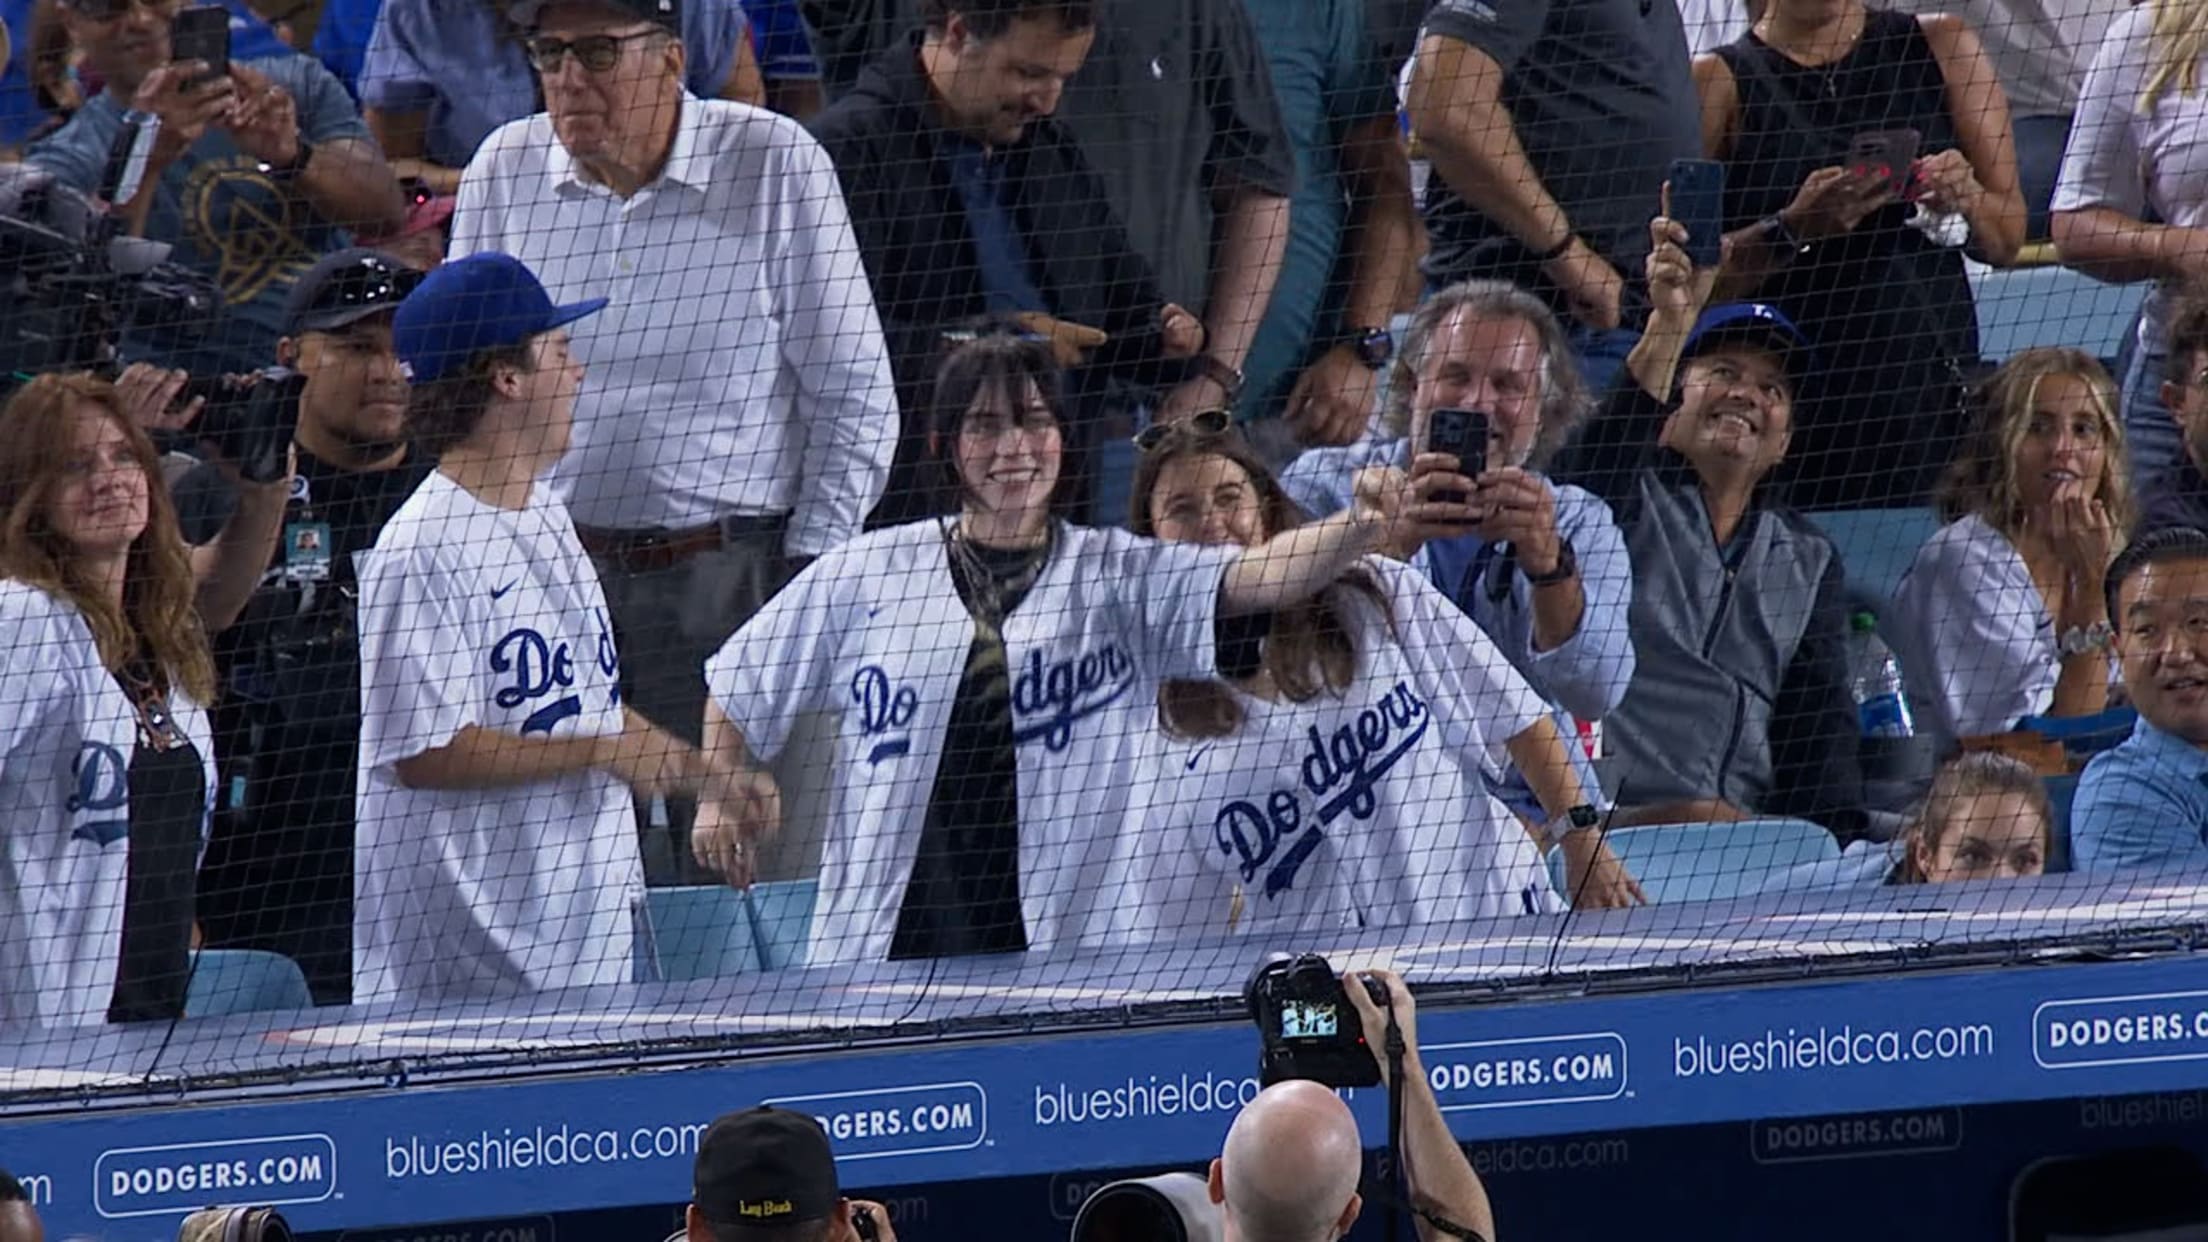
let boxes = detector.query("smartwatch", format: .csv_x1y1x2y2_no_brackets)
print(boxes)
1350,327,1395,371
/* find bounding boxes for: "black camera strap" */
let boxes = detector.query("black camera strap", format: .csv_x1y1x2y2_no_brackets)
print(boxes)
1374,1006,1488,1242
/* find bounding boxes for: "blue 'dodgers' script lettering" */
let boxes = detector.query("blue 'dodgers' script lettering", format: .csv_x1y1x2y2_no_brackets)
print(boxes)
491,628,582,736
852,665,919,764
1011,645,1135,753
68,741,129,846
1216,681,1431,899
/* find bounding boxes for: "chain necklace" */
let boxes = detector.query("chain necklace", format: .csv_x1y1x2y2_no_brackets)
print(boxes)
941,515,1057,642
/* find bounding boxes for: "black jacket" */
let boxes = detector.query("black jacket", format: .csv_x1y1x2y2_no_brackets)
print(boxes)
809,38,1184,512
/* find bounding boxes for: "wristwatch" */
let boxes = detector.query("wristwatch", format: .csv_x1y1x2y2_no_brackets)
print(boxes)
1192,353,1246,403
264,137,315,179
1522,536,1578,586
1542,803,1607,852
1756,213,1810,267
1349,327,1395,371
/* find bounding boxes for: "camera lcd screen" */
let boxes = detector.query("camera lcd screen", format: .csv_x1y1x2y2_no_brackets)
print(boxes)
1280,1001,1338,1040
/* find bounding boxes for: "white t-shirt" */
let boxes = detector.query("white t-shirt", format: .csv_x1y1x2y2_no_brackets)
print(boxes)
1891,515,2060,741
704,520,1236,966
2051,4,2208,357
1127,557,1559,942
0,581,214,1027
355,472,642,1004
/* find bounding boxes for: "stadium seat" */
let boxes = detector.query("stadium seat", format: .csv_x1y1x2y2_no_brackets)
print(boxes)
746,880,817,972
1969,261,2147,363
1549,819,1841,904
186,949,314,1017
645,887,759,981
1808,507,1939,612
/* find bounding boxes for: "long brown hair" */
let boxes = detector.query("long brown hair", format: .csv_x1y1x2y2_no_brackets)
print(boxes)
1129,427,1393,740
0,372,215,704
1935,348,2136,542
1891,753,2053,885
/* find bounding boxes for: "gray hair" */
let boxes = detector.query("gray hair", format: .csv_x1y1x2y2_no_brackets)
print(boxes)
1380,280,1592,470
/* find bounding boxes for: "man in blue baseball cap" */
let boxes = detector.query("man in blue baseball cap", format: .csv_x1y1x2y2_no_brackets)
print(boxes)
351,252,768,1004
1549,212,1865,840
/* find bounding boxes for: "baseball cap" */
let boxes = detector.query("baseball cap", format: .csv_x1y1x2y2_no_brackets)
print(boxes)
393,252,607,384
283,248,418,336
355,188,457,248
693,1107,839,1226
1681,302,1815,387
507,0,679,32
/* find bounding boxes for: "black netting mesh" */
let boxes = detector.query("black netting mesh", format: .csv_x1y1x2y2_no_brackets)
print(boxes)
1,0,2204,1235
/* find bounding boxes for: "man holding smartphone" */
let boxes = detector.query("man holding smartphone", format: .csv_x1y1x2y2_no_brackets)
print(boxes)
1281,281,1636,866
27,0,403,375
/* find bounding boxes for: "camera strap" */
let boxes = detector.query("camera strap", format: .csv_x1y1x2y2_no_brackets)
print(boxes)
1375,1008,1489,1242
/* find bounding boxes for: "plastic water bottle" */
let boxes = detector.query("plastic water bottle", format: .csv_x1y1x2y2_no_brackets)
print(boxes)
1848,611,1915,739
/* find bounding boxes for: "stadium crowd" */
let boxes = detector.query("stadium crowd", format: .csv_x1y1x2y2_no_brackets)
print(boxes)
0,0,2203,1025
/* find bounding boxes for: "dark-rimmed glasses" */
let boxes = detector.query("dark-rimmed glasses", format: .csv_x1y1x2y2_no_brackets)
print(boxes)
1132,407,1233,453
524,30,660,73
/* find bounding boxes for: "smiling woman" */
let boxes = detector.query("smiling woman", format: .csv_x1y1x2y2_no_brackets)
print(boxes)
692,329,1437,964
0,371,218,1027
1891,348,2134,743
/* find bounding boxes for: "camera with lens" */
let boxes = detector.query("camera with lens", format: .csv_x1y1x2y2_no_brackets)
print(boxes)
0,164,220,400
178,1205,293,1242
1245,952,1384,1089
162,367,309,486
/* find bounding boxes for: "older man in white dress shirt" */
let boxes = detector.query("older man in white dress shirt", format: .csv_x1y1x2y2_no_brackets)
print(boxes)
452,0,898,882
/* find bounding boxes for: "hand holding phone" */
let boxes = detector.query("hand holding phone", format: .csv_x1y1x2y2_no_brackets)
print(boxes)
1423,407,1489,507
1846,128,1921,197
1666,159,1726,268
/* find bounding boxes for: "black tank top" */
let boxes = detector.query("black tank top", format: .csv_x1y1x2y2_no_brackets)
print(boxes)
1715,8,1981,509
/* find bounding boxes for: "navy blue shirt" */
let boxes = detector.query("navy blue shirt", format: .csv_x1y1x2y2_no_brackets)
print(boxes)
942,136,1048,316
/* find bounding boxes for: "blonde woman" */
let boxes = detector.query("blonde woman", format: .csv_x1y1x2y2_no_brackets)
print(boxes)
1892,348,2133,742
0,373,218,1025
1769,753,2052,888
2051,0,2208,484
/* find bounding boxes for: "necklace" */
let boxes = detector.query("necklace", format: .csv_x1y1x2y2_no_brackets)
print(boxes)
942,516,1056,641
116,657,182,751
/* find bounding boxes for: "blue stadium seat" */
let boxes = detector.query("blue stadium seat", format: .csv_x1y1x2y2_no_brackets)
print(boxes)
1809,507,1939,613
1550,819,1841,904
746,880,816,971
1970,262,2147,362
645,886,759,981
186,949,313,1017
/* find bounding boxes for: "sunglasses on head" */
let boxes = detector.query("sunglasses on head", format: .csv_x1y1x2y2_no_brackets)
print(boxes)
1132,408,1233,453
525,29,659,73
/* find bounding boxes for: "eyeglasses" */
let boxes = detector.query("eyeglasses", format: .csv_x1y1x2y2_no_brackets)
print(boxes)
1132,408,1233,453
525,29,660,73
62,0,178,21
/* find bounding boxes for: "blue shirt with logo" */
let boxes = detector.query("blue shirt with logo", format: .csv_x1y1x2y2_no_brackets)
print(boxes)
26,53,371,374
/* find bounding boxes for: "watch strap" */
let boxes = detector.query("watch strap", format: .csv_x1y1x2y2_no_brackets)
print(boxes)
1522,536,1578,586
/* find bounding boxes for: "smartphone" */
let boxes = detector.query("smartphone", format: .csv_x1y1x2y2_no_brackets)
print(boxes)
1667,158,1726,268
1424,407,1488,507
169,6,232,86
852,1206,880,1242
1847,128,1921,196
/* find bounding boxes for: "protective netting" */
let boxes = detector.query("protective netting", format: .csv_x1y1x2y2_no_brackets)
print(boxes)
0,0,2201,1123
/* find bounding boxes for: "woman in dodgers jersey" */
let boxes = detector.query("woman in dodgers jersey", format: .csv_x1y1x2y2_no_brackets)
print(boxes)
694,332,1432,966
0,373,218,1026
1124,419,1644,940
355,254,756,1003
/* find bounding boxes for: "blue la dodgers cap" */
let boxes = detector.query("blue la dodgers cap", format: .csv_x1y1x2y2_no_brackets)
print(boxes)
393,252,607,384
1682,302,1816,389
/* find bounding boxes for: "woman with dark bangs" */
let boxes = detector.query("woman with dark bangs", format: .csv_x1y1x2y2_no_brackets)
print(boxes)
0,372,218,1024
1124,416,1643,940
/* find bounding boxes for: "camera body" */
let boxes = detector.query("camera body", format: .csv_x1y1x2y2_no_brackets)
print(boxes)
178,1206,292,1242
1245,953,1384,1089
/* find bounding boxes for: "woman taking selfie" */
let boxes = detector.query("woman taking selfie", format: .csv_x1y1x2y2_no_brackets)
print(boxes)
692,332,1437,966
0,372,217,1025
1892,348,2131,743
1126,418,1643,939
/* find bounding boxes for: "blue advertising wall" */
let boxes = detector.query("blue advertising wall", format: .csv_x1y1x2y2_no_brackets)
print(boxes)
9,952,2208,1240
